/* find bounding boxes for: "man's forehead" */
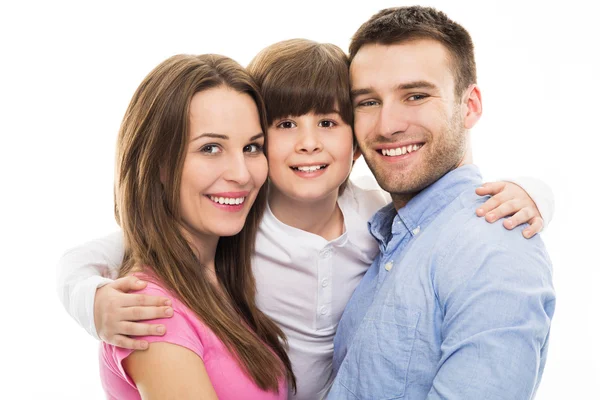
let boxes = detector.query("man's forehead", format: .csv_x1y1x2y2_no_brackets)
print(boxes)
349,40,454,90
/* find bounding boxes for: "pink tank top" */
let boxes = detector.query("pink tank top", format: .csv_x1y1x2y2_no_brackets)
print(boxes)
99,281,287,399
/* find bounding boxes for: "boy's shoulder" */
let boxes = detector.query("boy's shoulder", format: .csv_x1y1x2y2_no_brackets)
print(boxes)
345,174,391,219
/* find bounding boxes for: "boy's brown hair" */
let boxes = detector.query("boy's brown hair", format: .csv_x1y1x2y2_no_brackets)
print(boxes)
247,39,356,193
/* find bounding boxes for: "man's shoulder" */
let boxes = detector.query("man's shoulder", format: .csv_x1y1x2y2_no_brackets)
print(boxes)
429,190,550,265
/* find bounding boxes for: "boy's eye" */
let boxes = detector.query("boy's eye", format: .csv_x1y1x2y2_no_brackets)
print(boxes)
200,144,221,154
276,121,296,129
318,120,337,128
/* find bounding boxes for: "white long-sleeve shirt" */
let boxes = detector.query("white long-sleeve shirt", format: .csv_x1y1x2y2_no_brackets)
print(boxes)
56,175,553,400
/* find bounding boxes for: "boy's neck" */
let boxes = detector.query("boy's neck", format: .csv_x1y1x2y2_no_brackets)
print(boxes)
268,185,344,241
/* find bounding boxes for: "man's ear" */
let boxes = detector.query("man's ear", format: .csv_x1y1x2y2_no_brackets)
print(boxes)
463,84,482,129
353,146,362,161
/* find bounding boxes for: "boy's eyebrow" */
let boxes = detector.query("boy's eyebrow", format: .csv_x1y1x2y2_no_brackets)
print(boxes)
351,81,438,100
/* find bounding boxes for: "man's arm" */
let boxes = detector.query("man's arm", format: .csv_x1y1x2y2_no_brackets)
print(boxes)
56,231,171,349
429,228,555,399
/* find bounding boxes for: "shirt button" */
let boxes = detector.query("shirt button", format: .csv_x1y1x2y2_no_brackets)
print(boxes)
385,262,393,271
320,306,327,315
412,226,421,235
322,279,329,287
320,248,332,258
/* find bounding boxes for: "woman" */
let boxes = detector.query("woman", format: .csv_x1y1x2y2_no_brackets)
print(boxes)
101,53,295,399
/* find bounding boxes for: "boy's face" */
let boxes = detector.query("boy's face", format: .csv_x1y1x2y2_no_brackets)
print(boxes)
266,112,355,203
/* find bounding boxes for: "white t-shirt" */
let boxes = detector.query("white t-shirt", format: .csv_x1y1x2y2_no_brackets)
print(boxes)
55,175,553,400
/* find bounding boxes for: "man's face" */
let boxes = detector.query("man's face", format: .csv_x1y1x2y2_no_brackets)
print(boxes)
350,39,471,208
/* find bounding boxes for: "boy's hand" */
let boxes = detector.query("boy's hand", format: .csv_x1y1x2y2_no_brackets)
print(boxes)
476,181,544,239
94,276,173,350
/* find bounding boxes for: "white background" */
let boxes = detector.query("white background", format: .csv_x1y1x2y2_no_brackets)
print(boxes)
1,0,598,398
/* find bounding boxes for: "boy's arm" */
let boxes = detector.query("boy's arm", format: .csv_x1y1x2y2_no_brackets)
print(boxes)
56,231,172,349
476,177,554,237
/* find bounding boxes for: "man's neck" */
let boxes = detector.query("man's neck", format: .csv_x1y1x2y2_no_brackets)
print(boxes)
268,185,344,241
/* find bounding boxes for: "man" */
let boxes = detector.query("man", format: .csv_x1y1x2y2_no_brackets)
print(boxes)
328,6,554,399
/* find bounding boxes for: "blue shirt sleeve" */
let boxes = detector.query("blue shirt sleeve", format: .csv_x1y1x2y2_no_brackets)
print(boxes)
429,225,555,399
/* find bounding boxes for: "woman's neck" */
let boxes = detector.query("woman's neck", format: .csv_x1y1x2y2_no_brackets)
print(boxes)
268,185,345,241
181,226,218,275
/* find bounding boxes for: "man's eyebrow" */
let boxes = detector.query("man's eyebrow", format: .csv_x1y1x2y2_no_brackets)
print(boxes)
350,81,438,100
350,88,374,100
394,81,438,91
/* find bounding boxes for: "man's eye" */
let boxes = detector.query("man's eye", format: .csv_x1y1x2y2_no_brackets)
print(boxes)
407,94,428,101
318,120,337,128
276,121,296,129
357,100,379,107
200,144,221,154
244,143,264,153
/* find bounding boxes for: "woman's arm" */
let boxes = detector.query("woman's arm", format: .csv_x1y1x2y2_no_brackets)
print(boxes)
124,342,219,400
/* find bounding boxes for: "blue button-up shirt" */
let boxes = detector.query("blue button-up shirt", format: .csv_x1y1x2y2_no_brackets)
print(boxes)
329,165,555,400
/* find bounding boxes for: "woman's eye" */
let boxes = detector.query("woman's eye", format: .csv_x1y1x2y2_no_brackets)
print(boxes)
276,121,296,129
244,143,264,153
200,144,221,154
318,120,337,128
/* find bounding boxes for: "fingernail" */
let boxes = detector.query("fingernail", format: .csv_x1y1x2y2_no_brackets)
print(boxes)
505,219,513,228
157,326,165,334
140,341,148,349
487,213,496,221
524,229,531,238
164,299,172,306
476,208,484,216
165,308,173,316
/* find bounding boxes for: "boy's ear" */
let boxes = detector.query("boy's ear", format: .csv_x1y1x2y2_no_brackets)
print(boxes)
353,146,362,161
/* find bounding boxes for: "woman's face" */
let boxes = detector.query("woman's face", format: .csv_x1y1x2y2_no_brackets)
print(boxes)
178,86,268,243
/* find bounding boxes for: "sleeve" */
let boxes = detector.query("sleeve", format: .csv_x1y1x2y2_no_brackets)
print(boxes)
104,283,206,388
503,176,554,230
56,231,125,339
428,226,556,399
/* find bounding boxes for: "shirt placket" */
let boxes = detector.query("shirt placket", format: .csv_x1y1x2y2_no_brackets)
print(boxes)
316,245,334,330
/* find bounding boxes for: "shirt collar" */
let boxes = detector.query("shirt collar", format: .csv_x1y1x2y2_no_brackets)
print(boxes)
369,164,483,246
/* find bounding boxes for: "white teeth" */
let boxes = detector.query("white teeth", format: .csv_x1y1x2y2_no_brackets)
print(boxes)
295,165,326,172
209,196,246,205
382,144,422,156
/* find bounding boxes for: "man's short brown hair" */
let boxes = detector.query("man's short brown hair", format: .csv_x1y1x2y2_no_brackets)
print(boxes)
350,6,477,97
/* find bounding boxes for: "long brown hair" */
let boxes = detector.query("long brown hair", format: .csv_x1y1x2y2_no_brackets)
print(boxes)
114,54,295,392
